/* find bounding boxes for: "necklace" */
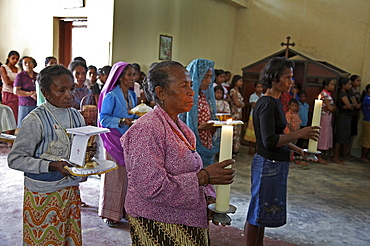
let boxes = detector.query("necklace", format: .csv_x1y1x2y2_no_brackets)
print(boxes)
169,123,196,153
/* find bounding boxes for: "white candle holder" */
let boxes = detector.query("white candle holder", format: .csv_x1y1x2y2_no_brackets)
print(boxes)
303,149,321,161
208,203,237,224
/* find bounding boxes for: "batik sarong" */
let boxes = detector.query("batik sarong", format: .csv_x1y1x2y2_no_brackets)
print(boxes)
128,215,208,246
23,186,81,246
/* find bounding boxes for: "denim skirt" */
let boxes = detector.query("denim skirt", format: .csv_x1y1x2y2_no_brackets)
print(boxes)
247,153,289,227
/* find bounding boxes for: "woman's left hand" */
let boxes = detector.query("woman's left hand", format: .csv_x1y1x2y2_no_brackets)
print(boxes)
198,122,214,131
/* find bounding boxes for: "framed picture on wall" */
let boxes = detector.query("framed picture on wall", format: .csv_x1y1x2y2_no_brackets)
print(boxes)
159,35,173,60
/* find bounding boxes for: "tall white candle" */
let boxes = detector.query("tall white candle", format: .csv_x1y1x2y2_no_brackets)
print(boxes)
215,121,233,212
307,98,322,152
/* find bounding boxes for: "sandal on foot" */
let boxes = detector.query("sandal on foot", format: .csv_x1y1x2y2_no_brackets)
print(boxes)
103,218,118,227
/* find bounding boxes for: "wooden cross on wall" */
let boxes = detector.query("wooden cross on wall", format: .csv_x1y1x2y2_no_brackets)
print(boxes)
281,36,295,58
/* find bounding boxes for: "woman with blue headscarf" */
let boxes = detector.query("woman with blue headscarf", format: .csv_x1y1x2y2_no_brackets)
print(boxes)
180,58,220,167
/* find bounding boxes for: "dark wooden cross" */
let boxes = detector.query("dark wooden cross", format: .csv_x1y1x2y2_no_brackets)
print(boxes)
281,36,295,58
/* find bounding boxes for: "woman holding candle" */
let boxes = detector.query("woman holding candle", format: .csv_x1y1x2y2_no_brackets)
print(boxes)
121,61,234,245
180,58,220,167
244,57,320,246
317,78,337,164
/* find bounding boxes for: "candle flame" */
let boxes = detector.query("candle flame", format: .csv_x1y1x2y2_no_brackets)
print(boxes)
318,94,322,100
226,118,233,125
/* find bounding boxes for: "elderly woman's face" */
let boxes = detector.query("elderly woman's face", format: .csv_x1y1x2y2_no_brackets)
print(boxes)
119,67,136,89
43,74,75,108
22,58,34,72
200,68,213,91
162,67,194,114
275,67,294,93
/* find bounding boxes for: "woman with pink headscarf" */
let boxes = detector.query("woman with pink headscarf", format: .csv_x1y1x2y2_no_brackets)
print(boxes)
97,61,139,226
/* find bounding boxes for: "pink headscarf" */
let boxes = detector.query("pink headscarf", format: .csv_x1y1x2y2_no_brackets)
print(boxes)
97,61,131,165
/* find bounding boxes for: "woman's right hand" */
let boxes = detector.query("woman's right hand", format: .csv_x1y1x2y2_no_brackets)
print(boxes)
298,126,320,141
49,161,73,176
198,159,235,186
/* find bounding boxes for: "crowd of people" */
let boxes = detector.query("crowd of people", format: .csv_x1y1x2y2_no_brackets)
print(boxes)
1,50,369,245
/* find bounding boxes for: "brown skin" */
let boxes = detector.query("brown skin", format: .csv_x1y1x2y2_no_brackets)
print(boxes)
199,68,216,131
245,67,320,246
14,57,37,100
42,74,77,175
118,67,136,126
73,65,87,88
156,66,235,225
0,54,19,86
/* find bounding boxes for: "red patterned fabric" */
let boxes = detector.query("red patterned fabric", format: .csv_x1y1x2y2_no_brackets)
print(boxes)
23,186,82,246
198,92,212,149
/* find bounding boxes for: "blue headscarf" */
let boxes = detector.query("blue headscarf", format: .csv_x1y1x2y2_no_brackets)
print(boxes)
180,58,220,167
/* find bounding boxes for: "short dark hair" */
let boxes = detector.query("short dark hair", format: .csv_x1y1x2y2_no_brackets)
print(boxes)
45,56,57,66
214,69,225,77
349,74,360,82
338,77,350,89
298,90,307,96
37,65,73,92
68,61,87,72
88,65,97,71
322,78,334,87
98,65,112,75
261,57,295,89
73,56,86,64
132,63,141,72
143,61,185,104
288,98,299,105
18,56,37,70
214,85,225,97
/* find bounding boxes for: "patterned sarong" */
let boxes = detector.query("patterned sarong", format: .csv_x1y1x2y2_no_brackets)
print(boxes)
128,215,209,246
23,186,82,246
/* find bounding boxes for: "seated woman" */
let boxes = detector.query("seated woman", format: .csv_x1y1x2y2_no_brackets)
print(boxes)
121,61,235,245
8,65,86,245
180,58,220,167
97,61,139,226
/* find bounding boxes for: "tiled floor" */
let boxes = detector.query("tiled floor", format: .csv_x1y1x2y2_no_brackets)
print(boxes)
1,143,370,245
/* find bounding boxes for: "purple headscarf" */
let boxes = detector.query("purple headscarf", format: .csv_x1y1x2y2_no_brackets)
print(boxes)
97,61,131,165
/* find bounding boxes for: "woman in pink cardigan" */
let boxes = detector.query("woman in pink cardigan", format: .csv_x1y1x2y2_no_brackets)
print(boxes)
121,61,235,245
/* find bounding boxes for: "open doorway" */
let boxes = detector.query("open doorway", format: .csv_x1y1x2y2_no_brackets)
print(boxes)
55,17,88,67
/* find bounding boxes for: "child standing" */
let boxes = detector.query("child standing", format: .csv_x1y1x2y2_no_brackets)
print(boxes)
317,79,337,164
214,85,231,114
360,84,370,163
229,75,245,154
244,81,264,155
284,98,302,162
296,90,309,156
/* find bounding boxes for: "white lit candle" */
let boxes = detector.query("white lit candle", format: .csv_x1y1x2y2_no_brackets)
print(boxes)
307,96,322,152
215,119,233,212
